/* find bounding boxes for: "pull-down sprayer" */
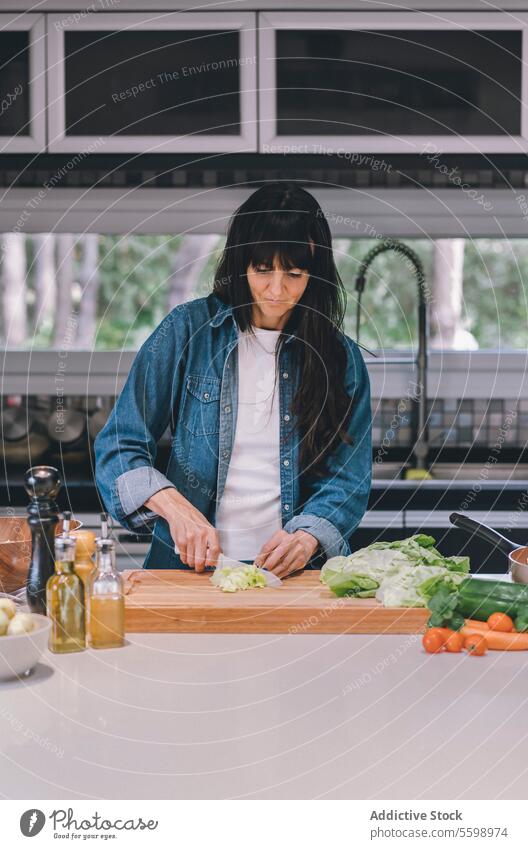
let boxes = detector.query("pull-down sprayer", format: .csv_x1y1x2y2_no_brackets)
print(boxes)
355,239,429,474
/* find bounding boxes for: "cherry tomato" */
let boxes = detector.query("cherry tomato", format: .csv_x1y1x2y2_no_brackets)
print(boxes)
464,634,487,656
426,627,452,645
422,630,445,653
445,631,464,653
487,612,514,632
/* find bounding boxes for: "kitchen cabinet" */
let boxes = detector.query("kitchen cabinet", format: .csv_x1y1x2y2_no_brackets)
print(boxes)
0,14,46,152
259,11,528,154
46,12,257,153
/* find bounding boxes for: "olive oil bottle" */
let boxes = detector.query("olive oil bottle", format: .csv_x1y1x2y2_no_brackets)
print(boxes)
71,529,97,590
89,514,125,650
71,529,97,646
46,513,86,653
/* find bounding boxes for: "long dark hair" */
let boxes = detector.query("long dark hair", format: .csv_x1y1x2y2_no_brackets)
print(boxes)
212,181,353,477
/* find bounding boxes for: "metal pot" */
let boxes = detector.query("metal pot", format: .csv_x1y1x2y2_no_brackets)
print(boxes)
88,403,109,441
47,408,85,446
450,512,528,584
1,404,50,465
47,404,88,464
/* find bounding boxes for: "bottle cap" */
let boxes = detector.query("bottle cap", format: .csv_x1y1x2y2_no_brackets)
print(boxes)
55,534,76,559
62,510,72,536
95,537,115,553
71,529,96,559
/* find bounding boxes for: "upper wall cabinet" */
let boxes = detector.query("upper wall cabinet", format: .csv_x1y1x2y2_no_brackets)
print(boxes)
0,15,46,152
259,11,528,154
47,12,257,153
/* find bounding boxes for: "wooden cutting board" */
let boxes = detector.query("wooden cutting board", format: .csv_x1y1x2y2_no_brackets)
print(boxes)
123,569,429,634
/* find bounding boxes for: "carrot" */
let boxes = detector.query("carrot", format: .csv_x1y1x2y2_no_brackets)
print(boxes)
463,618,521,633
464,619,492,631
461,624,528,651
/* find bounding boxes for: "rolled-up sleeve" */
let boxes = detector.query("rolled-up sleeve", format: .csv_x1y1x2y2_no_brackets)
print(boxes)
94,305,189,533
284,339,372,559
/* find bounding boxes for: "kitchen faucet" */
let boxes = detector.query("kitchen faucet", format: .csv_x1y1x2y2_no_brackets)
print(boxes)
355,239,429,475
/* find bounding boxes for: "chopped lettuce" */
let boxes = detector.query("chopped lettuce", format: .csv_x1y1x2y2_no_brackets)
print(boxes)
320,534,470,607
210,564,267,593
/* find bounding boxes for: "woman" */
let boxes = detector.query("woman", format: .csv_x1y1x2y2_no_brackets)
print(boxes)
95,182,372,576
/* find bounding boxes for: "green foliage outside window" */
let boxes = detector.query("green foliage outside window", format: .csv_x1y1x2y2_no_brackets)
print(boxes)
2,234,527,350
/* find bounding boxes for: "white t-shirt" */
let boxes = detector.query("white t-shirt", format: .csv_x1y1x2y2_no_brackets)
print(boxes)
216,327,282,560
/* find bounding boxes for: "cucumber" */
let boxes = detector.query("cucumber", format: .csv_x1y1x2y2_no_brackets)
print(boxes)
457,577,528,621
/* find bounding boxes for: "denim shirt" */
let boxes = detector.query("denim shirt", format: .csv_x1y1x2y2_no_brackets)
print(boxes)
94,293,372,569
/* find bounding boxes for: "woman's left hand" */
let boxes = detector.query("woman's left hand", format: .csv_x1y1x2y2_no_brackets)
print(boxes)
254,529,319,577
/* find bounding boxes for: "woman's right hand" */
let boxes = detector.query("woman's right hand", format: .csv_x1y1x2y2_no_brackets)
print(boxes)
144,487,221,571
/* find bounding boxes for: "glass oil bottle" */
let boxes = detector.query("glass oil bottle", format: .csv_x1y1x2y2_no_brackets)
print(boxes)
46,512,86,653
71,528,97,646
89,514,125,649
71,529,97,590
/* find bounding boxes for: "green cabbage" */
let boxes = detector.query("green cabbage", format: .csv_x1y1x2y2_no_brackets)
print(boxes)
375,565,467,608
210,564,267,593
320,534,470,606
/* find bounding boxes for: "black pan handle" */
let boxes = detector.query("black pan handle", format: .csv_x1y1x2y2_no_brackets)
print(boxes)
449,512,518,557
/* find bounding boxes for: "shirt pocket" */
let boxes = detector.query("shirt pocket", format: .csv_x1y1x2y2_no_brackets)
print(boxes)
181,374,222,436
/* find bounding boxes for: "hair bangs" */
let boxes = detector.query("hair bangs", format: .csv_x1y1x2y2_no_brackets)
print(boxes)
244,211,317,273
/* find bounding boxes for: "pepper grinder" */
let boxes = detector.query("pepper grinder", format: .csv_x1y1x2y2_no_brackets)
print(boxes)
24,465,61,614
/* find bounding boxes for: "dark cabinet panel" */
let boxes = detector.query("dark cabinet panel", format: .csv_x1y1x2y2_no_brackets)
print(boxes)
0,31,29,137
64,29,241,137
276,29,522,137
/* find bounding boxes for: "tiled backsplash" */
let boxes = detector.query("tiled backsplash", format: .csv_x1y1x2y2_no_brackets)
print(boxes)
372,398,528,448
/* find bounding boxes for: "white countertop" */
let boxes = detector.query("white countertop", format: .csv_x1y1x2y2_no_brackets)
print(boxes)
1,629,528,800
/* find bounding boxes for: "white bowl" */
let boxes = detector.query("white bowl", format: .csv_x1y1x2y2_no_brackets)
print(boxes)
0,614,51,681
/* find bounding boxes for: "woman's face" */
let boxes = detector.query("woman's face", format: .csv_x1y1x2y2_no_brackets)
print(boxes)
246,255,310,329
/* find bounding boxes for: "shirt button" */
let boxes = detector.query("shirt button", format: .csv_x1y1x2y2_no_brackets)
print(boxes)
222,450,229,459
203,392,210,400
282,372,289,379
283,459,290,467
283,414,290,422
224,405,231,413
284,504,290,511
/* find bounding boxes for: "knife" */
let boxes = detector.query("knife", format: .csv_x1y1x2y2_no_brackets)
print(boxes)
215,553,283,588
174,545,284,587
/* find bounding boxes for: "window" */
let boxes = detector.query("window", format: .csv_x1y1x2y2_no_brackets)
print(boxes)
0,232,224,350
0,233,526,352
335,238,528,351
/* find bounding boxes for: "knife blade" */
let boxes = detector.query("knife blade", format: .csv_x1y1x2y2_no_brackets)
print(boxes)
215,553,283,588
